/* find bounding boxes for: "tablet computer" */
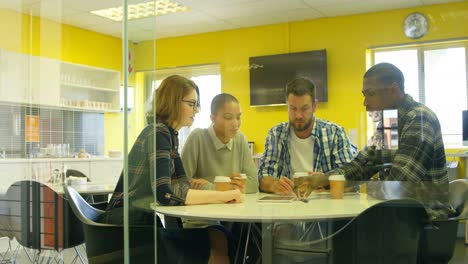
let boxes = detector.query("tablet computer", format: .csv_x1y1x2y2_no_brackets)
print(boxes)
257,196,295,203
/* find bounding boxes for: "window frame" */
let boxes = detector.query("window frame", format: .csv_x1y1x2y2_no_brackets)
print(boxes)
369,39,468,145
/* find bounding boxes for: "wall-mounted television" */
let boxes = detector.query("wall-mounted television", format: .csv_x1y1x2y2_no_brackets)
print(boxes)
249,49,328,106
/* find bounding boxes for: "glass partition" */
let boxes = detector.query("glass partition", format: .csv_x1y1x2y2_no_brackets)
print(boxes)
0,0,466,263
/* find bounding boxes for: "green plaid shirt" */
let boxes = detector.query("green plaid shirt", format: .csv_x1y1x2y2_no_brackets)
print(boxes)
107,121,190,211
332,95,453,220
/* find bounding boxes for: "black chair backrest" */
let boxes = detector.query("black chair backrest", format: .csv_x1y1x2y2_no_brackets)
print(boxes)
66,169,90,181
63,184,107,226
5,180,84,250
448,179,468,219
64,185,159,263
333,199,427,264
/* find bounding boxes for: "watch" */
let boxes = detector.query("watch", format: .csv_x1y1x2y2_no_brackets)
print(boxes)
403,12,429,39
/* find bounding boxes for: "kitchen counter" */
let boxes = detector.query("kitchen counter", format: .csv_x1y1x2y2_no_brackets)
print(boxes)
0,156,123,163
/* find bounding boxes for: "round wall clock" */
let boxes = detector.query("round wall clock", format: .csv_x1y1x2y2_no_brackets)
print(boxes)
403,12,429,39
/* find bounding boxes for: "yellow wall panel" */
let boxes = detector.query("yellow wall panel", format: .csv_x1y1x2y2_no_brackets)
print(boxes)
134,1,468,154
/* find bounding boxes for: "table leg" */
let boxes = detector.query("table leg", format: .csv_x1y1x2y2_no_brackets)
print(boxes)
261,223,272,264
242,223,252,264
234,224,244,264
465,221,467,245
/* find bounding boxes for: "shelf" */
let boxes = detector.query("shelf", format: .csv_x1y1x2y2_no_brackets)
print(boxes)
60,104,120,113
61,82,119,92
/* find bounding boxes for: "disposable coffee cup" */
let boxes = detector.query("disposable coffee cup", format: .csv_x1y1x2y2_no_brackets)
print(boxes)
329,175,346,199
214,176,231,191
233,173,247,193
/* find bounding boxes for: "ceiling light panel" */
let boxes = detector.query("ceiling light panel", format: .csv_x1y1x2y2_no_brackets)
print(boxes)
90,0,189,22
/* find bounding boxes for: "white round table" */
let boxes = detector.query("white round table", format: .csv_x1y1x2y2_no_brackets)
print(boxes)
151,193,382,223
151,193,383,264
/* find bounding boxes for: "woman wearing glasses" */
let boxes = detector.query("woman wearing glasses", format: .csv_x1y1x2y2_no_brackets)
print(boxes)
102,75,241,263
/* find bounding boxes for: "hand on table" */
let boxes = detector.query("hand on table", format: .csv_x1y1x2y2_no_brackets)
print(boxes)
190,178,210,189
221,189,244,203
228,172,245,192
272,176,295,196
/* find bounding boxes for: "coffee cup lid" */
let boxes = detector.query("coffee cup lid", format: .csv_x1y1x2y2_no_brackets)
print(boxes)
329,175,346,181
293,172,308,178
236,173,247,179
214,176,231,182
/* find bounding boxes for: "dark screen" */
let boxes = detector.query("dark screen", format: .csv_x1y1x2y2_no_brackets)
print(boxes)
249,49,328,106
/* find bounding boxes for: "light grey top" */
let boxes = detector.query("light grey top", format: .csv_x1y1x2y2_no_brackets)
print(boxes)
181,125,259,193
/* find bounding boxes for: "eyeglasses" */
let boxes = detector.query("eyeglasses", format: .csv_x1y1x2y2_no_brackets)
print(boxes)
182,100,200,111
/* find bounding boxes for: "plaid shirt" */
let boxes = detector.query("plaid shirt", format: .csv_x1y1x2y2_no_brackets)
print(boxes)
107,121,190,211
258,118,355,180
332,95,453,220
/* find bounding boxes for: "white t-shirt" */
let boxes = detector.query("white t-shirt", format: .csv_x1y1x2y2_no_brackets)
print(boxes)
289,127,314,175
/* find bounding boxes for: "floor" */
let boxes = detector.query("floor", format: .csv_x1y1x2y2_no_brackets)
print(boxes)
0,237,87,264
0,237,466,263
449,239,468,264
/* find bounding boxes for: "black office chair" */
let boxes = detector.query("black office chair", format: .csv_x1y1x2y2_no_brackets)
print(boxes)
418,179,468,264
331,199,428,264
64,184,217,264
66,169,108,210
5,180,85,263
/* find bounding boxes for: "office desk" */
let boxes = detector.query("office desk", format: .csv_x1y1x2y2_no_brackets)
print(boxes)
150,193,382,263
51,183,115,195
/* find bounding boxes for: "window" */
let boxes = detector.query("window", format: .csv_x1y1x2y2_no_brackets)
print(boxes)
143,64,221,150
120,86,134,111
372,41,468,146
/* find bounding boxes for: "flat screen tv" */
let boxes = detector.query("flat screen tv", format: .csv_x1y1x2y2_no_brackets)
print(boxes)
249,49,328,106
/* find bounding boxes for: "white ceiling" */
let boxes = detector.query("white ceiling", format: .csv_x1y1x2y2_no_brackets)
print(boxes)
0,0,463,42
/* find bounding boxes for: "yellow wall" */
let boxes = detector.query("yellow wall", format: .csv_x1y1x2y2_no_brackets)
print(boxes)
134,1,468,156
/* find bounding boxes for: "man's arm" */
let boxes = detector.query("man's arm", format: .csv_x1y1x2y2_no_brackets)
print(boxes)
331,126,355,168
258,126,284,192
260,176,295,195
385,115,438,182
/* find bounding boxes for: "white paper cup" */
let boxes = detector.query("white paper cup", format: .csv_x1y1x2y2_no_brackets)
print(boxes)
214,176,231,191
329,175,346,199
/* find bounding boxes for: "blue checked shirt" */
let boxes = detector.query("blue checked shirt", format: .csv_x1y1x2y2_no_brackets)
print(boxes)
258,118,356,180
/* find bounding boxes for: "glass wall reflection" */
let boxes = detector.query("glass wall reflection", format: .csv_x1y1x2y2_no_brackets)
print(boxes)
0,0,467,263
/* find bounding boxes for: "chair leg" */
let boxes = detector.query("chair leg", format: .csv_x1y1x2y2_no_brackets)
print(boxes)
20,246,34,263
242,223,252,264
73,247,86,264
0,238,15,264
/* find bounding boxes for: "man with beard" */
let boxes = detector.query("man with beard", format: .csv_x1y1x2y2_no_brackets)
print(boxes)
258,77,355,194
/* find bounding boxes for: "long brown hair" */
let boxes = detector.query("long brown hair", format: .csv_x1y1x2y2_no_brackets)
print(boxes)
154,75,199,127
